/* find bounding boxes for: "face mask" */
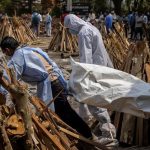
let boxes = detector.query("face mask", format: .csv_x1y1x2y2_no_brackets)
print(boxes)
69,29,78,35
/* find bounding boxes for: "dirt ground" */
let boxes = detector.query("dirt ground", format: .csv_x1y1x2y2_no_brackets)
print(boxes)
30,36,150,150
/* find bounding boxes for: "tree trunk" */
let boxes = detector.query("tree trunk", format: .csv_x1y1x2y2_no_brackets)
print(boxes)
28,0,33,13
0,70,34,150
112,0,123,15
12,86,34,150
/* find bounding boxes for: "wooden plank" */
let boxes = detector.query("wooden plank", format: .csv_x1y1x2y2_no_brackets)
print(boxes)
143,119,149,146
120,114,136,145
32,114,66,150
135,118,143,146
60,27,65,52
113,112,124,139
145,63,150,82
59,126,109,150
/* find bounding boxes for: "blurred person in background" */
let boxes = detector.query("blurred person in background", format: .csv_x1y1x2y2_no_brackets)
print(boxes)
45,11,52,37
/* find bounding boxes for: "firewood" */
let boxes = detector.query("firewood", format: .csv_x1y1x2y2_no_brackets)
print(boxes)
145,63,150,82
48,24,78,54
30,96,78,134
0,92,6,105
135,118,143,146
61,52,79,59
0,69,34,150
0,112,13,150
59,126,109,150
60,27,65,52
0,16,36,43
120,114,136,145
32,114,67,150
6,114,25,136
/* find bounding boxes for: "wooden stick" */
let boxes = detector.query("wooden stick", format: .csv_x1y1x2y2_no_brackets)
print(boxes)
59,126,109,150
60,27,65,52
0,116,13,150
38,88,63,117
0,70,34,150
32,114,66,150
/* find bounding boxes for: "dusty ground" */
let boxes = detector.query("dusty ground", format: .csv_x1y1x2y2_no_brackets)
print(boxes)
30,36,150,150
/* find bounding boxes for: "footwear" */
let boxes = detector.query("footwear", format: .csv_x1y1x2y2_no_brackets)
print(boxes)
93,136,119,149
101,123,116,139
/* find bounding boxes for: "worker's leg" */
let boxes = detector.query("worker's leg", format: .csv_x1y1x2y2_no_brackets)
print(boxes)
51,80,92,138
49,24,51,36
79,103,93,123
88,105,116,138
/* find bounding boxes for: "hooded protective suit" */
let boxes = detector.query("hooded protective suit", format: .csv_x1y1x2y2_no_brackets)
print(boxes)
64,14,116,139
64,14,113,67
3,46,67,111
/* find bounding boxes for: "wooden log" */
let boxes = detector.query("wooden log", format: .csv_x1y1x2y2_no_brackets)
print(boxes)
0,92,6,105
0,113,13,150
145,63,150,82
135,118,143,146
60,27,65,52
0,70,34,150
30,96,78,134
143,119,149,146
59,126,109,150
6,114,25,136
48,31,59,50
113,112,121,134
120,114,136,145
66,31,74,53
30,96,79,149
61,52,79,59
33,123,53,150
32,114,66,150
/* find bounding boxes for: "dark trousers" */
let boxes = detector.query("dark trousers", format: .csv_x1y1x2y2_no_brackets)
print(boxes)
51,80,92,138
134,27,143,40
130,26,135,39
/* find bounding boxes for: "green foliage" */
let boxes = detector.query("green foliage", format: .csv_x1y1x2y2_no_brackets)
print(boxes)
51,6,61,17
142,0,150,11
0,0,11,12
0,0,24,15
90,0,107,14
112,0,123,15
125,0,132,11
94,0,107,13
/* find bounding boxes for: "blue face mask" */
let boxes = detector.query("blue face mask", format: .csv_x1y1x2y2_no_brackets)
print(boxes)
69,29,78,35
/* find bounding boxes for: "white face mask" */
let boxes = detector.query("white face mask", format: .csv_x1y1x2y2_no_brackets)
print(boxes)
69,29,78,35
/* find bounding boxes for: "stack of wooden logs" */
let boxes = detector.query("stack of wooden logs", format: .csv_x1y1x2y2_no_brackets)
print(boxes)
0,62,107,150
48,23,79,58
111,40,150,147
101,22,150,78
51,17,61,35
101,22,150,147
48,21,150,147
0,16,36,43
100,22,130,70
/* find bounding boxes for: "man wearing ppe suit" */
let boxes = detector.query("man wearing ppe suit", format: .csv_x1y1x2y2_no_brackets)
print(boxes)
0,36,92,139
64,14,117,146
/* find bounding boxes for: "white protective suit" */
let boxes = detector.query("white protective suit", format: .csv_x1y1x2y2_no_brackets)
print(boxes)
1,46,67,111
64,14,116,138
45,13,52,36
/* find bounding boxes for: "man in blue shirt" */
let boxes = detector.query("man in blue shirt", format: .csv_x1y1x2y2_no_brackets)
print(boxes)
105,11,113,33
31,11,41,37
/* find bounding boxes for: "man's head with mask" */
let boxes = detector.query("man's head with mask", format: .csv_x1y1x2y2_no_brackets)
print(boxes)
64,14,86,35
